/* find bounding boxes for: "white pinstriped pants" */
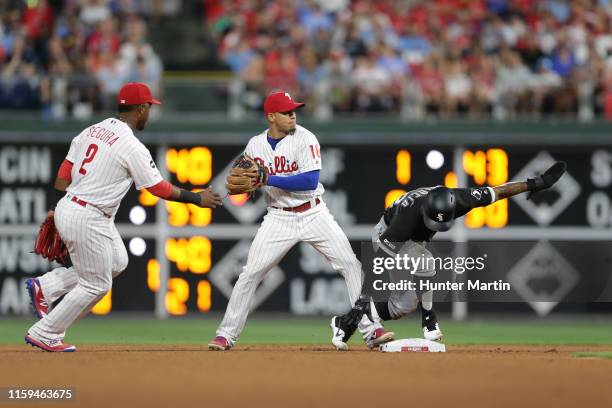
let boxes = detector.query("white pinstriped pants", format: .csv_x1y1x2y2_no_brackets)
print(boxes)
36,234,128,305
216,202,363,342
29,195,128,341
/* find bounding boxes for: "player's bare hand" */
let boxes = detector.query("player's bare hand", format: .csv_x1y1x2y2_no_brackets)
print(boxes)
198,187,223,208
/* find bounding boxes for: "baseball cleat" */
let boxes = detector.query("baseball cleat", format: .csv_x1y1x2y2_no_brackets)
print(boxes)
365,328,395,349
24,334,76,352
208,336,232,351
422,308,443,341
330,316,349,351
25,278,49,319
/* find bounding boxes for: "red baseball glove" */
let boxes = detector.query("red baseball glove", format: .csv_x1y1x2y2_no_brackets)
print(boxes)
33,212,68,264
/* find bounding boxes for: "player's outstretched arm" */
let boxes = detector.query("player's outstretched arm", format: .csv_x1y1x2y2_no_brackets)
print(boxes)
492,161,566,200
491,181,529,200
172,186,223,208
148,180,223,208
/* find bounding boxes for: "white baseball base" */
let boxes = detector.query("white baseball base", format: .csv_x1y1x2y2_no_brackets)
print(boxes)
379,338,446,353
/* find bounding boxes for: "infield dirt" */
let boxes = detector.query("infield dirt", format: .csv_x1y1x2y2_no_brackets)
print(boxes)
1,345,611,408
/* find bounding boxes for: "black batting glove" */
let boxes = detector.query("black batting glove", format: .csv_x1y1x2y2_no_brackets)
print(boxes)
526,161,567,200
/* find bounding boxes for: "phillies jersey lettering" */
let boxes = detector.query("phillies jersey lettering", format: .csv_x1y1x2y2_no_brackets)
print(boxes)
65,118,162,216
255,156,299,175
246,125,323,208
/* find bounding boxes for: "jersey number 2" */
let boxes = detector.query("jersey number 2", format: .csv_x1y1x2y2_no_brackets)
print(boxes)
79,144,99,175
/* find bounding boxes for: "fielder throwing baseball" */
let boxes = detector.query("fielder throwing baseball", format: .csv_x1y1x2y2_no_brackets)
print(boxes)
25,82,222,352
330,161,567,350
208,91,392,350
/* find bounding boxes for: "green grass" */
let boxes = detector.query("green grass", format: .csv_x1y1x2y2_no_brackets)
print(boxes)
573,352,612,359
2,317,612,346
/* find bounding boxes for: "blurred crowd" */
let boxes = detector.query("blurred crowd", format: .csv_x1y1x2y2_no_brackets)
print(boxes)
207,0,612,119
0,0,164,118
2,0,611,120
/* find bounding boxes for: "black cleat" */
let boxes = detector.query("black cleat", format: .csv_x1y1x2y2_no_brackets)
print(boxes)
422,307,443,341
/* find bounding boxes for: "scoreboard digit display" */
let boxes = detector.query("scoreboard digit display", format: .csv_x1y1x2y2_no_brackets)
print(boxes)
462,146,611,228
1,140,610,316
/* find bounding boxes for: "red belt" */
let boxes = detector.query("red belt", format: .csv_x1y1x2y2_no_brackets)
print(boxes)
71,196,88,207
70,195,110,218
273,198,320,213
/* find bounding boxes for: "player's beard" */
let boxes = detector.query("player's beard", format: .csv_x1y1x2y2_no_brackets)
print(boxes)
278,126,295,136
285,121,296,135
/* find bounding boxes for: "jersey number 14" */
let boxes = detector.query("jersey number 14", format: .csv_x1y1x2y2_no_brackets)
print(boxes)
309,145,320,159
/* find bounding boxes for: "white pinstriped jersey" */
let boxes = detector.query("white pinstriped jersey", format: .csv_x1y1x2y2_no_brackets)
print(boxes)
65,117,163,216
246,125,324,208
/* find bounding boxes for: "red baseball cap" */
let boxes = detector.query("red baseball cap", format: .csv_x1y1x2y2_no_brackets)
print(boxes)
118,82,161,105
263,91,304,114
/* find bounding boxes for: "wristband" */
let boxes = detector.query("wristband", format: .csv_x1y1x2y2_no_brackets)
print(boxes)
178,189,201,205
486,186,497,203
527,178,538,191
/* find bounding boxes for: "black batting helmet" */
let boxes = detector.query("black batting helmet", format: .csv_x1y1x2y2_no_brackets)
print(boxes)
421,186,456,232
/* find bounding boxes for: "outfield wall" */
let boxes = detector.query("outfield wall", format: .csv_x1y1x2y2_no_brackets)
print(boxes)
0,120,610,318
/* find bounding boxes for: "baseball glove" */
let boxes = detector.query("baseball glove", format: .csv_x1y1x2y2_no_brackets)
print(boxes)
226,153,268,195
33,212,68,265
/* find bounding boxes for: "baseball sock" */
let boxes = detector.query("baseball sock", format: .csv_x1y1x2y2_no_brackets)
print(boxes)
374,301,392,321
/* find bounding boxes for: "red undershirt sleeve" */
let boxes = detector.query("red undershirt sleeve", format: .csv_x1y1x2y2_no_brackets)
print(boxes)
147,180,173,199
57,160,73,181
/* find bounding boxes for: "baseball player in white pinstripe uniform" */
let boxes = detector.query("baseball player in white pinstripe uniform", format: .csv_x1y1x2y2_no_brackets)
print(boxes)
208,91,393,350
25,83,222,352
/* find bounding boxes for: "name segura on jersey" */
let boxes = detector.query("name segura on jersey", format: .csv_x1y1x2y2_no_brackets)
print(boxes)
65,118,163,217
